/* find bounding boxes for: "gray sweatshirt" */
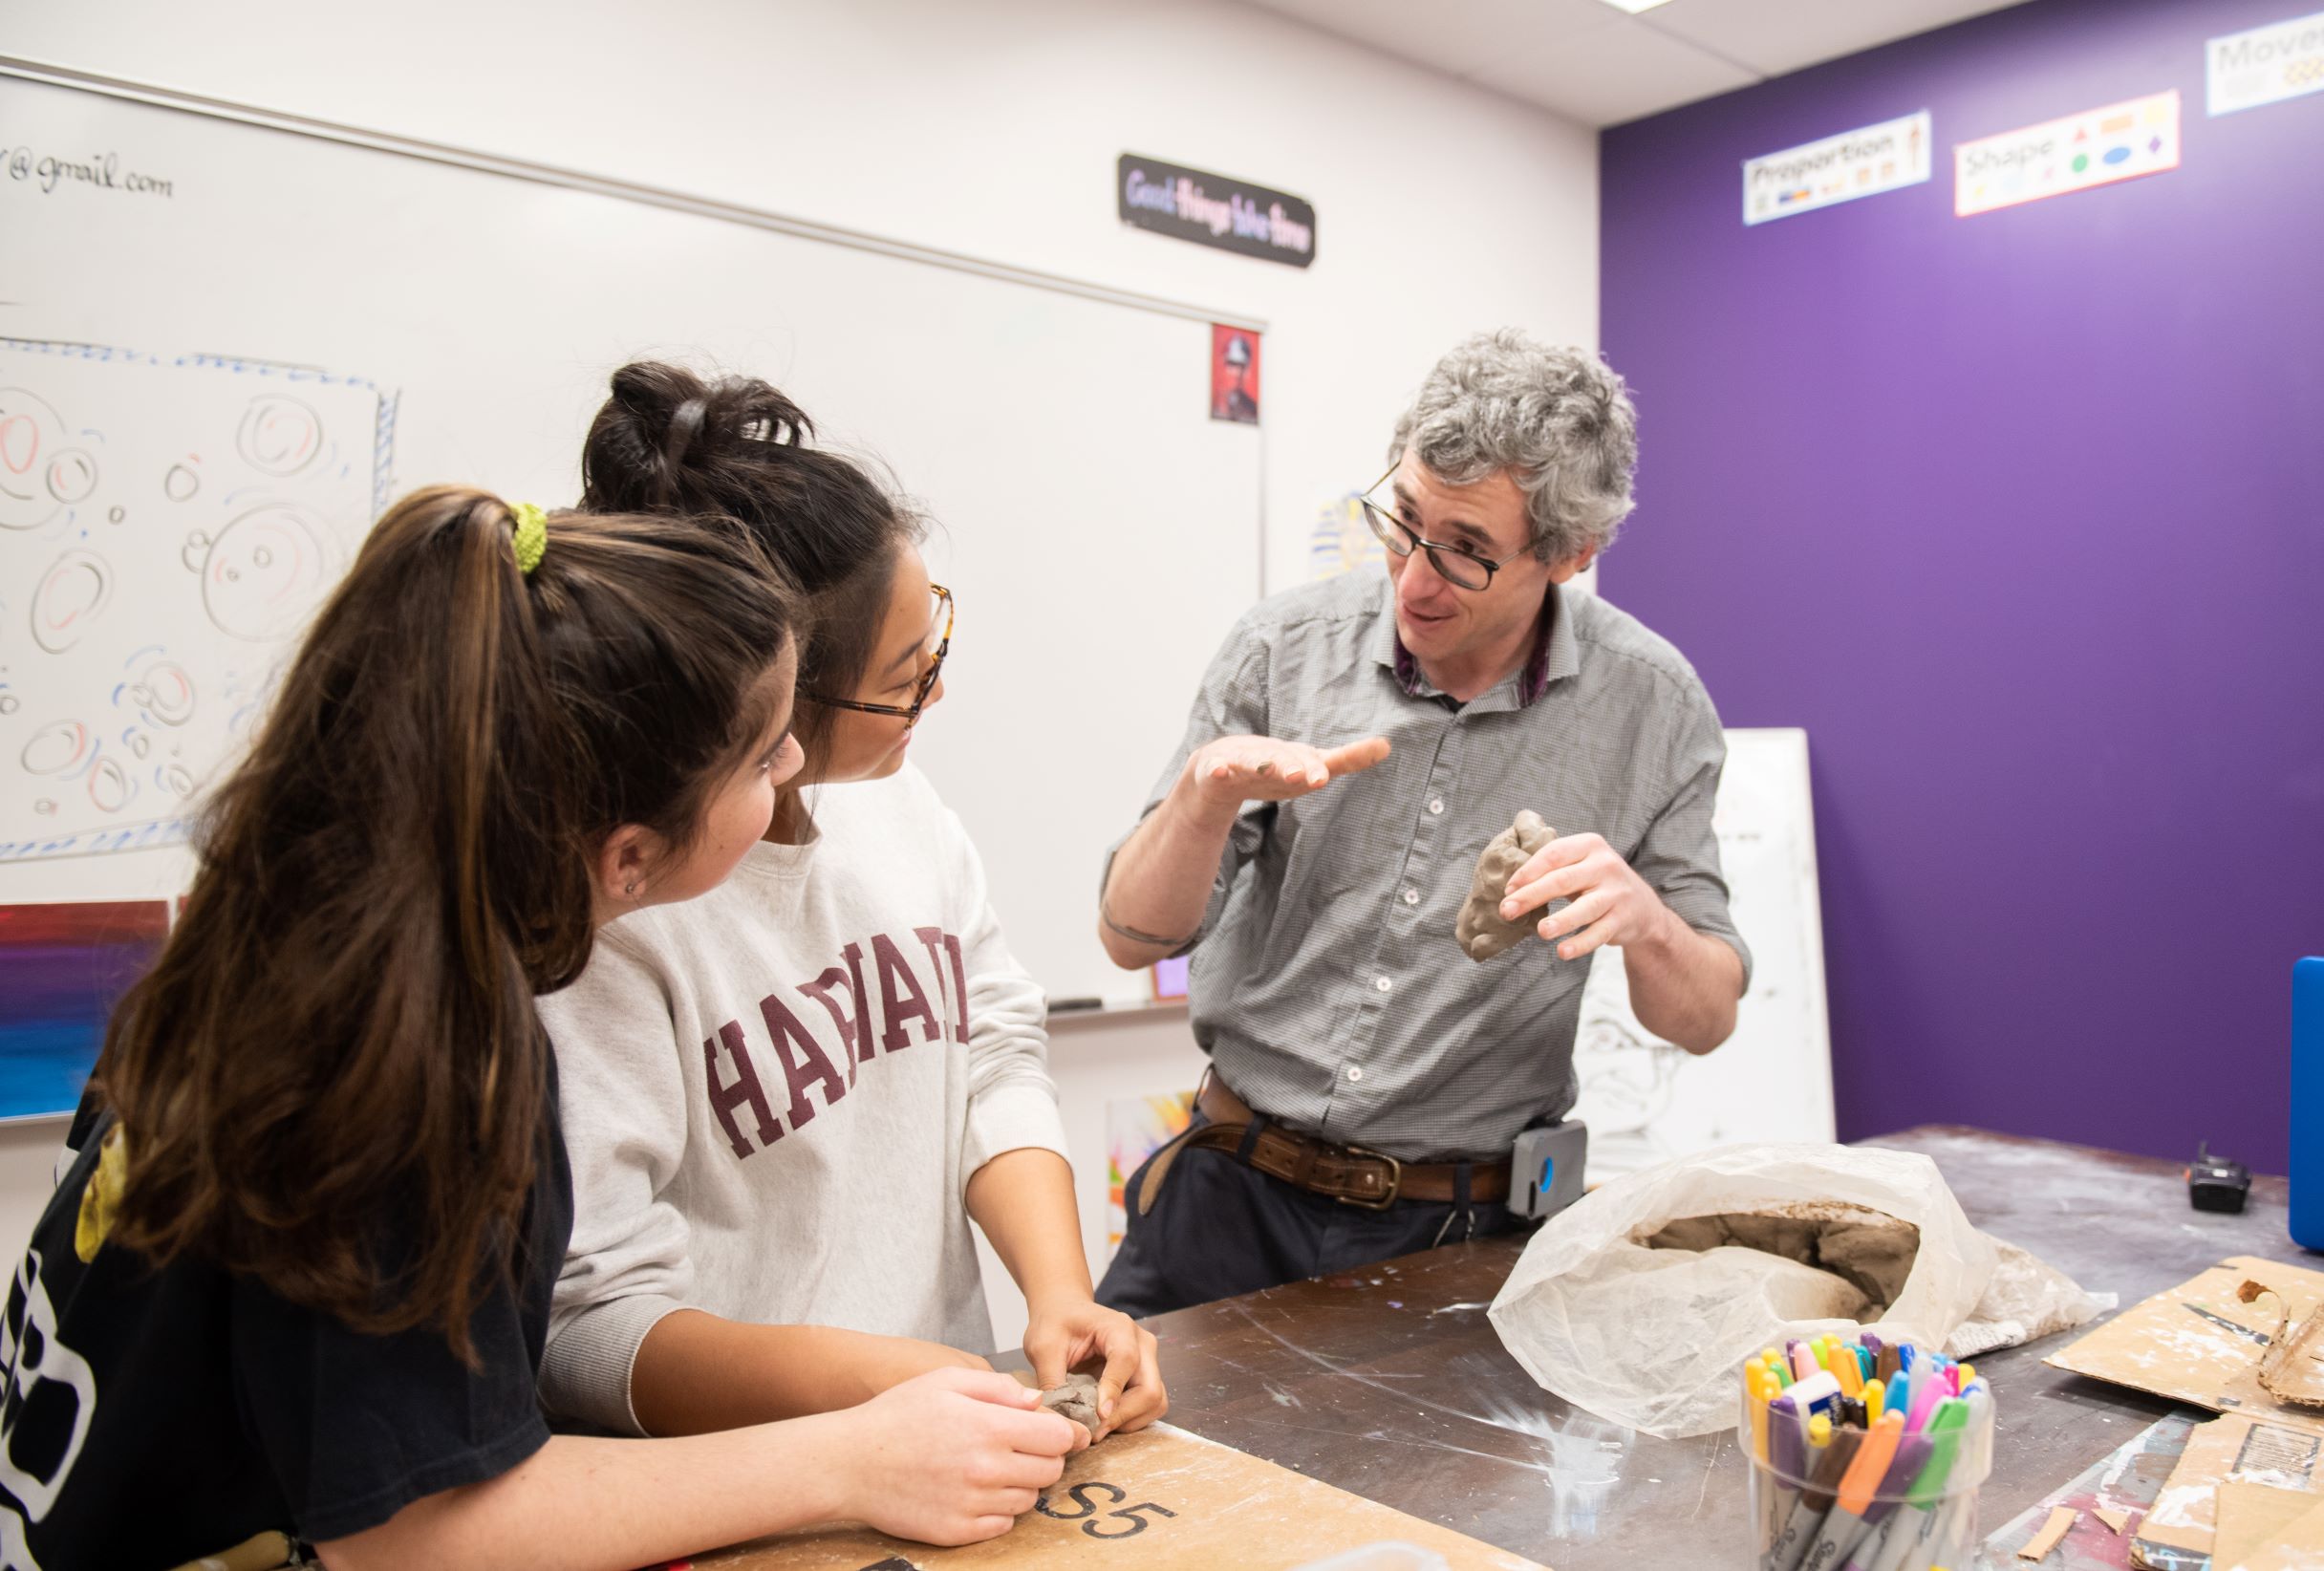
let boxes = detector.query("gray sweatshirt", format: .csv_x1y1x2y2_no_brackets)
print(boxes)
537,764,1068,1434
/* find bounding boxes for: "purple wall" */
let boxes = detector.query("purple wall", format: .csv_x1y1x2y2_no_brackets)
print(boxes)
1602,0,2324,1173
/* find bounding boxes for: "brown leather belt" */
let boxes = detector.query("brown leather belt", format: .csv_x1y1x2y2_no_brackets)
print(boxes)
1135,1073,1510,1216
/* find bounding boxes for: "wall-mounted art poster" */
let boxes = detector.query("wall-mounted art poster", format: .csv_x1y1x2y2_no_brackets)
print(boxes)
0,899,170,1119
1210,326,1259,425
1743,110,1932,225
2209,10,2324,117
1955,91,2181,217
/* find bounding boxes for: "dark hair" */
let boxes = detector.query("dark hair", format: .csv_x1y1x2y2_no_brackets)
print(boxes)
580,361,920,773
95,486,795,1358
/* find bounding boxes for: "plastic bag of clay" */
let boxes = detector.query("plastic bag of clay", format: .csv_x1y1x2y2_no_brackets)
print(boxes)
1488,1143,2001,1438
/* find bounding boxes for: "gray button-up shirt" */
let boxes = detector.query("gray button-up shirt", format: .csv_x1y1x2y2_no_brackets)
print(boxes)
1113,570,1749,1163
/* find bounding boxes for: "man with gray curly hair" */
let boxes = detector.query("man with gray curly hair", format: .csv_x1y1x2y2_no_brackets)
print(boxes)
1094,330,1749,1317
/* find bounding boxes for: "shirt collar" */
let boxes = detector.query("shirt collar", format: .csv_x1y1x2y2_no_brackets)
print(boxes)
1372,578,1578,707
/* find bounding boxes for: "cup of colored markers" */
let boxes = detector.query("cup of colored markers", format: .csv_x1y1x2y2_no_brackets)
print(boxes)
1737,1333,1993,1571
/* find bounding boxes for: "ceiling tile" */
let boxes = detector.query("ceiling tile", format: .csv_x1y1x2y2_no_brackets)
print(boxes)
1466,16,1758,125
1635,0,2030,78
1242,0,1627,80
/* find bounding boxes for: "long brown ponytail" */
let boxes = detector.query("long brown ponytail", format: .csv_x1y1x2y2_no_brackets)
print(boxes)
94,486,793,1356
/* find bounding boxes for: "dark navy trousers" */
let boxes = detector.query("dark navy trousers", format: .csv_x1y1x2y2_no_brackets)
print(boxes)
1094,1111,1529,1318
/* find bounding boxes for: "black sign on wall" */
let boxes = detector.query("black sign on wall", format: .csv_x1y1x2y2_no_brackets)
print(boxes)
1117,155,1316,269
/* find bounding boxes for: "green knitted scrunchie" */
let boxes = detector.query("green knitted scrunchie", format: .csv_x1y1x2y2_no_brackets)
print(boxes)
508,501,549,575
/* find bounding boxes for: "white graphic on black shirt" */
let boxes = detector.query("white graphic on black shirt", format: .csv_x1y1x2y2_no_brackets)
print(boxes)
0,1250,97,1569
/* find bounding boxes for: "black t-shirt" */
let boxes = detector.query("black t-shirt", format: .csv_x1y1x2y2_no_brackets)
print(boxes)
0,1067,572,1567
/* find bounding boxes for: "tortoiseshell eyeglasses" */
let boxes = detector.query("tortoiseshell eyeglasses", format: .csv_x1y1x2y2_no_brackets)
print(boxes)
807,582,953,725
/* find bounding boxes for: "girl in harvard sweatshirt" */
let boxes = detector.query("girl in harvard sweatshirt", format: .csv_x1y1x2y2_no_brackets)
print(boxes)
538,362,1165,1442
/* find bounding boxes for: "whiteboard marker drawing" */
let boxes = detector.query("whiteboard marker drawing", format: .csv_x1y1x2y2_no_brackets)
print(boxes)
19,720,92,776
85,754,133,813
124,657,195,726
0,339,389,859
0,388,70,530
30,550,114,654
45,448,98,506
186,506,334,641
234,395,322,477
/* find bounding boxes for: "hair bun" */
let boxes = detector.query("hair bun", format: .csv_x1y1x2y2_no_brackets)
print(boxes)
718,379,813,450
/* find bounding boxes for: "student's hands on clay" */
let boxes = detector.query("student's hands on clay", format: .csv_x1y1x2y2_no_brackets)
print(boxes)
1184,733,1391,816
1497,830,1678,961
830,1366,1083,1545
1023,1293,1168,1440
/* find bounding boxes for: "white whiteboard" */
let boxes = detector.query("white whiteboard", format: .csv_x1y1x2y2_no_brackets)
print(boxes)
0,64,1263,1004
1572,727,1836,1176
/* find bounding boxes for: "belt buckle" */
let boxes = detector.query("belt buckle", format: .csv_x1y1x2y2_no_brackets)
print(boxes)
1334,1145,1402,1210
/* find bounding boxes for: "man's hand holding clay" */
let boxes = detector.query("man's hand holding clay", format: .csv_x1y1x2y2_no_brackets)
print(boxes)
1496,829,1679,963
1096,734,1390,967
1494,828,1744,1053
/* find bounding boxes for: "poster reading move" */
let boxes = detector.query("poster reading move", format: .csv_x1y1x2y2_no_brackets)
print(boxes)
2208,10,2324,117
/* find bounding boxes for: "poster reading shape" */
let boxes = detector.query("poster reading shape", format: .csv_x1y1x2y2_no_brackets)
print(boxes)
1743,111,1933,226
0,900,169,1120
1955,90,2182,217
2209,10,2324,117
0,342,389,864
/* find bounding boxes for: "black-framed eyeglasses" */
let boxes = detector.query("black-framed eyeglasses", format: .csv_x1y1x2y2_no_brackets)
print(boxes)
1358,466,1527,592
807,582,953,724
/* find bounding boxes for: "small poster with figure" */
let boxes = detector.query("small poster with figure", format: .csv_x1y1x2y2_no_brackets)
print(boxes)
1209,326,1259,425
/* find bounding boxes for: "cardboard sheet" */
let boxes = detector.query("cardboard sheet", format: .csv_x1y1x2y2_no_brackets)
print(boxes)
688,1423,1548,1571
2048,1258,2324,1433
2221,1494,2324,1570
2215,1480,2324,1568
1974,1412,2188,1570
2133,1414,2324,1566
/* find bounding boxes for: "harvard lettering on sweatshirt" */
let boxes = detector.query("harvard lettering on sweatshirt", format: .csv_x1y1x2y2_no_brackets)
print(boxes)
537,764,1067,1435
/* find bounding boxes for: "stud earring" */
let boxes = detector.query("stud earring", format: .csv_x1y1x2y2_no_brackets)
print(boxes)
625,880,639,897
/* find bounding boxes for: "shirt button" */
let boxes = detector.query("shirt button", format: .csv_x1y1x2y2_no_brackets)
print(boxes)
1429,798,1445,815
1402,889,1419,905
1374,976,1392,993
1346,1064,1365,1082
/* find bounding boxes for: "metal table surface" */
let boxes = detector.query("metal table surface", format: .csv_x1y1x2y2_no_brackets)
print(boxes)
1126,1126,2305,1569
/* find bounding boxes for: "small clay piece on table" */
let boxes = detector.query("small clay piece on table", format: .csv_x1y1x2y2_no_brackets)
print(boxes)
1040,1372,1103,1441
1455,810,1557,962
2016,1505,2079,1561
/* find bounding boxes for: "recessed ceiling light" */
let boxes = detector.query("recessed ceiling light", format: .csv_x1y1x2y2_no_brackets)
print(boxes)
1600,0,1678,11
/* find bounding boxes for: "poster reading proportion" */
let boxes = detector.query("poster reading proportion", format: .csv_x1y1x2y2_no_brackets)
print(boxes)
1954,90,2182,217
1742,111,1932,226
2208,10,2324,117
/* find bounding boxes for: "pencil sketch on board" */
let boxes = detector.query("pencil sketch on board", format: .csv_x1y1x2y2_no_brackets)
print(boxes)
0,341,394,864
1573,727,1835,1176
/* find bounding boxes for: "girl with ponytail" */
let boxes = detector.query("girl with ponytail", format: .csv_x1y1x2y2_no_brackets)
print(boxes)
1,488,1079,1569
541,363,1166,1444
